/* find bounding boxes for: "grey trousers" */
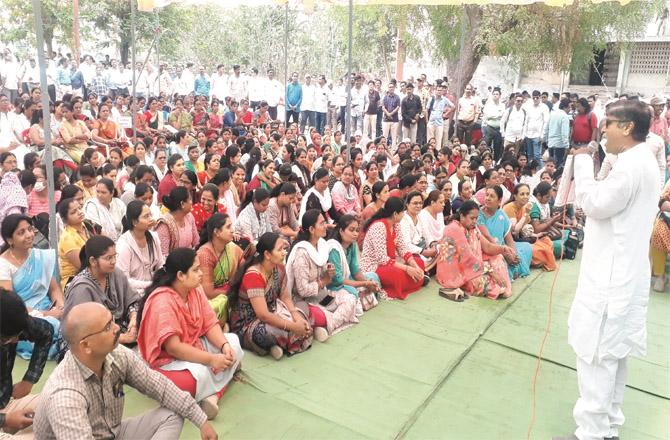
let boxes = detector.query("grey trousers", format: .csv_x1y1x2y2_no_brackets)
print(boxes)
117,407,184,440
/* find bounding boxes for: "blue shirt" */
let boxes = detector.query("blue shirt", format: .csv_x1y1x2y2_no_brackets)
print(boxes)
428,96,454,126
544,109,571,149
194,75,210,97
286,82,303,112
382,93,400,122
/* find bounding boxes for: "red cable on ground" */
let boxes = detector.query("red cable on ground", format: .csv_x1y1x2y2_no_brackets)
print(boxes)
527,201,570,440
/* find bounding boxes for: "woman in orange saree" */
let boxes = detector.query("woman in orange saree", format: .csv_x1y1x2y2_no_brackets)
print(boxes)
436,200,512,301
502,183,557,271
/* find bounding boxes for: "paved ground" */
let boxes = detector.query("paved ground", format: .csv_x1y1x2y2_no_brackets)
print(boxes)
13,257,670,439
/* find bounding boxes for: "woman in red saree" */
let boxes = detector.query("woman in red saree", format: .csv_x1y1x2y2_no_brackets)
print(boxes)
436,200,513,301
360,197,426,299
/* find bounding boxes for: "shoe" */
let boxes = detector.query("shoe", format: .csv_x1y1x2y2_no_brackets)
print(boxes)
551,436,578,440
422,275,430,287
438,287,465,302
653,276,665,292
604,437,619,440
314,327,329,342
199,394,219,420
270,345,284,360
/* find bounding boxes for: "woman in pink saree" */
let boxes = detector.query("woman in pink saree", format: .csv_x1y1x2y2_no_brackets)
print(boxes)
436,199,513,301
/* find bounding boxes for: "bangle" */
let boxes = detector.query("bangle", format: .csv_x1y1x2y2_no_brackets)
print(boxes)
282,320,289,331
220,342,229,352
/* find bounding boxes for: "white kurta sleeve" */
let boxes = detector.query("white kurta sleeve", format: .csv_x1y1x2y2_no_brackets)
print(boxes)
574,153,632,220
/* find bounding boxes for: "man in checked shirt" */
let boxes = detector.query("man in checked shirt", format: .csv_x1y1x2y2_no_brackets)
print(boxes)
0,289,53,438
33,302,217,439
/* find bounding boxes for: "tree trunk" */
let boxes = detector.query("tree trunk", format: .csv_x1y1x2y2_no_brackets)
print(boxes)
448,5,483,99
120,41,130,65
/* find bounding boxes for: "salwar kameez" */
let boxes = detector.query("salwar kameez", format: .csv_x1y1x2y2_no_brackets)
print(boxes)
286,240,358,335
503,202,557,271
436,221,511,299
326,239,381,312
360,219,425,299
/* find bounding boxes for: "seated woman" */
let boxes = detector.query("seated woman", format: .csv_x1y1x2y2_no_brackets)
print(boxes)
359,181,389,247
436,200,513,301
57,197,98,290
116,200,164,297
197,153,221,187
197,213,244,325
477,186,532,280
137,247,244,419
157,154,186,207
64,235,139,345
360,197,427,300
473,169,499,205
83,178,126,240
0,214,64,358
229,232,313,360
400,191,438,272
266,183,299,243
331,164,361,220
326,215,381,313
155,186,199,256
286,209,358,338
233,188,272,245
418,189,447,247
502,183,557,272
247,160,280,191
529,181,568,259
192,184,225,232
452,179,475,213
299,168,335,224
91,103,126,152
58,102,91,163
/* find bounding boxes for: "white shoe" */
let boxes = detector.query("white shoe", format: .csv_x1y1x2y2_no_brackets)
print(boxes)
653,276,666,292
199,395,219,420
314,327,329,342
270,345,284,360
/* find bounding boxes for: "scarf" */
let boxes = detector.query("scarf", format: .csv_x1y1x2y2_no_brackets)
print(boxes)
299,187,332,223
285,238,329,295
333,181,357,202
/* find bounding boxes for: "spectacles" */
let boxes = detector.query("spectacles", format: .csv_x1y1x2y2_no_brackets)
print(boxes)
99,253,118,262
80,318,113,341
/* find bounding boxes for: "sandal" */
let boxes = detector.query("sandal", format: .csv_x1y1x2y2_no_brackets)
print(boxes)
438,288,465,302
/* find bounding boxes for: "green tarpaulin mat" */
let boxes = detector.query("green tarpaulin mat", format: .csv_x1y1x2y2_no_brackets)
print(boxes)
12,258,670,439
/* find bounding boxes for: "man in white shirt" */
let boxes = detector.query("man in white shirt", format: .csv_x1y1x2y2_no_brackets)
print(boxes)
523,90,549,165
210,64,229,103
299,74,316,133
177,63,195,96
247,68,264,111
263,69,283,121
19,58,40,95
79,55,96,98
481,86,506,160
0,50,20,103
158,64,173,98
228,65,247,103
349,75,366,135
313,75,329,135
556,100,660,440
427,84,454,153
0,94,20,153
501,93,526,155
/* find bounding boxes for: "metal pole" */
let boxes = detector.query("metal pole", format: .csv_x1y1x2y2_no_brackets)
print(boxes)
155,10,160,96
131,0,137,141
284,2,289,123
32,0,58,252
345,0,353,163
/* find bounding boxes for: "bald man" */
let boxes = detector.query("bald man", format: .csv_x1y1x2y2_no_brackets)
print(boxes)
33,302,217,440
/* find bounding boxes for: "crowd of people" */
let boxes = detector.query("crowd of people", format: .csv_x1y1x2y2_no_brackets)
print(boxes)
1,48,670,439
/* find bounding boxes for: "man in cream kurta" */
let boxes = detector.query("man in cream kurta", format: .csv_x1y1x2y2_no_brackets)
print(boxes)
563,100,660,440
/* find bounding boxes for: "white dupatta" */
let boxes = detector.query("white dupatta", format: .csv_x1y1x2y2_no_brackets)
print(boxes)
285,237,330,296
298,186,332,223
